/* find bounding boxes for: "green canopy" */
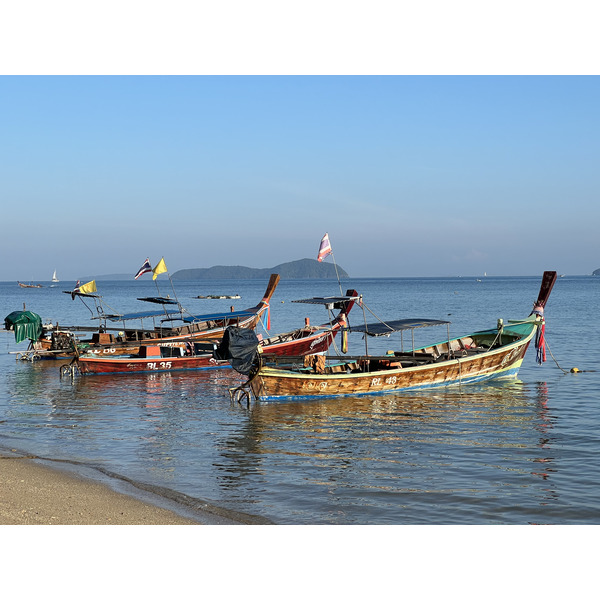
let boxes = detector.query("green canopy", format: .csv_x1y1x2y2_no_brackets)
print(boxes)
4,311,43,343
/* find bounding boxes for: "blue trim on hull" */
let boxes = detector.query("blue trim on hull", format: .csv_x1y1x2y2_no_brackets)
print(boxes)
255,365,523,402
82,364,231,376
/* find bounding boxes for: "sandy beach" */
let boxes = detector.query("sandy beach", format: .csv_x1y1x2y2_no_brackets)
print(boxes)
0,450,200,525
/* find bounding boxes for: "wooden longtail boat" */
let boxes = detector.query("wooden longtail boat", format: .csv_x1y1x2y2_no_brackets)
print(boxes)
82,273,280,353
258,290,358,357
69,342,228,375
62,290,359,376
18,281,43,288
12,274,281,360
224,272,557,402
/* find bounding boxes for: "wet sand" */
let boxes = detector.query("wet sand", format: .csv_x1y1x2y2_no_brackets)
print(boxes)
0,451,200,525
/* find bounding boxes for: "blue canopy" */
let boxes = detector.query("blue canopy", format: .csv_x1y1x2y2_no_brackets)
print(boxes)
181,310,256,323
99,309,182,322
101,308,257,323
346,318,450,337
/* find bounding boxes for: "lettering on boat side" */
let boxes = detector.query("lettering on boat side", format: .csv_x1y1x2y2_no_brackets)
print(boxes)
501,348,520,368
370,376,398,387
146,362,173,370
301,381,328,392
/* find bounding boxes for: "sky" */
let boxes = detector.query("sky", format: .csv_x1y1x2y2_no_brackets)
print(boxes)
1,5,599,281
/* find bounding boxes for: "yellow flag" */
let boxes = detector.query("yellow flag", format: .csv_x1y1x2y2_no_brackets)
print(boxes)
152,257,167,280
78,280,97,294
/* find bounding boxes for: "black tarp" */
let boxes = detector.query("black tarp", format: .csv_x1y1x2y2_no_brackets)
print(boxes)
216,326,260,375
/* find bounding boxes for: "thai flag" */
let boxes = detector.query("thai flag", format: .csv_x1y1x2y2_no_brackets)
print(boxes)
317,233,332,262
135,258,152,280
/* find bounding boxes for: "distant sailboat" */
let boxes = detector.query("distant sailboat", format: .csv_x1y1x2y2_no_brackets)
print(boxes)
52,270,59,283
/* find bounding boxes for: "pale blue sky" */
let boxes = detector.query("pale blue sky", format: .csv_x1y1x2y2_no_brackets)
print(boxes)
2,75,599,280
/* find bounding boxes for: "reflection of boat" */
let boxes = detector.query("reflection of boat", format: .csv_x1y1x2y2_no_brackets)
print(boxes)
224,272,557,402
18,281,43,288
69,343,228,375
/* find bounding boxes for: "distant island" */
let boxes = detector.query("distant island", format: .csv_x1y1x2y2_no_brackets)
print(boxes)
171,259,348,280
594,268,600,276
80,259,349,281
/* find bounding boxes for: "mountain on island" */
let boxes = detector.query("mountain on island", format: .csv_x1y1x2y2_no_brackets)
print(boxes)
594,268,600,276
171,259,349,280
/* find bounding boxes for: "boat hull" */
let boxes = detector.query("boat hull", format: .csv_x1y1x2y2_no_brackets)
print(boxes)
260,324,343,357
77,354,229,374
250,325,536,401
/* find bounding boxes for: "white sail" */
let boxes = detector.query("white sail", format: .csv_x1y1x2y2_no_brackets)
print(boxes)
52,270,59,283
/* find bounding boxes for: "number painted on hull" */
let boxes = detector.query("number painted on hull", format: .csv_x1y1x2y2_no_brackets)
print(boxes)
147,362,172,370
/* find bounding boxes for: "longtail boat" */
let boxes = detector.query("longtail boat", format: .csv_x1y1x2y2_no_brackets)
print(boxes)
81,273,280,353
18,281,43,288
223,272,557,402
60,290,359,376
258,290,358,357
8,275,280,360
69,342,228,375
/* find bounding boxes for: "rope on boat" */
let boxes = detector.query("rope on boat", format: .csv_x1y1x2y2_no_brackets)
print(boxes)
543,338,593,374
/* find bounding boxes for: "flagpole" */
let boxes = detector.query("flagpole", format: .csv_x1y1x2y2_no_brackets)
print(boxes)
167,274,183,314
329,250,343,296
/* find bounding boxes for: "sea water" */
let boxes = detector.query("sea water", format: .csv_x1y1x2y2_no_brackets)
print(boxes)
1,275,599,524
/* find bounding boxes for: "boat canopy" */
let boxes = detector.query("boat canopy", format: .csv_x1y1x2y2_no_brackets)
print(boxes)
98,309,182,322
137,296,179,305
100,307,258,323
180,309,256,323
62,290,101,299
4,310,43,343
346,318,450,337
292,294,360,308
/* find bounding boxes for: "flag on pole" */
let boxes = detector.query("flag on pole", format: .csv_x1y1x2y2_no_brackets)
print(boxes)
134,258,152,280
317,233,332,262
78,280,97,295
152,257,168,280
71,280,81,300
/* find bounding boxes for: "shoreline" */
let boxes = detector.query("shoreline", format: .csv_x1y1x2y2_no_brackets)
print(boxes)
0,449,269,525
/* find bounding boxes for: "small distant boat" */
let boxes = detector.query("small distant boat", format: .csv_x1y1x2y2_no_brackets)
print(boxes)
196,294,241,299
18,281,43,288
52,270,59,283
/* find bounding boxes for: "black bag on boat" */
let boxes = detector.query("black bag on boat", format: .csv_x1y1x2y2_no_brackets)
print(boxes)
216,326,260,375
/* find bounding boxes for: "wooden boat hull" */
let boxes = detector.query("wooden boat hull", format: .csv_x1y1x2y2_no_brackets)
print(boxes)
249,321,538,401
260,327,338,357
77,353,229,374
18,282,43,288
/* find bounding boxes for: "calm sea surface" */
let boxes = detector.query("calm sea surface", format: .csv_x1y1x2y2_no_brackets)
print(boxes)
1,275,599,524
